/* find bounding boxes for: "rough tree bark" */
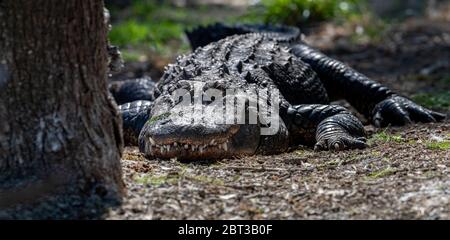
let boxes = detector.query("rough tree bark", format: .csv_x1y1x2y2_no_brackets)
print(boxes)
0,0,124,209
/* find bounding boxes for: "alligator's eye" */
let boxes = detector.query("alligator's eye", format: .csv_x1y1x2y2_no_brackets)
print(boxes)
202,95,217,105
174,95,184,105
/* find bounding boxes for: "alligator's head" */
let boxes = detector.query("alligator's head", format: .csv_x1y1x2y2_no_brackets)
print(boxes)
138,79,289,160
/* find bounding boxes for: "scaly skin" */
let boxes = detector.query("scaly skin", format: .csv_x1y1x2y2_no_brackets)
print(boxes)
136,33,366,160
289,44,444,125
188,23,446,127
118,100,153,146
285,105,367,150
186,23,301,50
109,77,156,105
113,23,445,160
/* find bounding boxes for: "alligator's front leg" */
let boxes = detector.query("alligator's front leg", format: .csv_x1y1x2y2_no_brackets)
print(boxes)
119,100,153,146
286,105,367,151
291,44,446,127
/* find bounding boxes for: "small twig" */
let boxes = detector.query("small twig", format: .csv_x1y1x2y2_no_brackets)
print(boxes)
222,166,289,172
224,183,284,190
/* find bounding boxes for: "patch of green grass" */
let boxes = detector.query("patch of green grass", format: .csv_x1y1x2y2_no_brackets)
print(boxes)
426,141,450,151
365,167,398,180
390,135,405,143
294,148,318,159
442,76,450,85
294,149,304,156
411,92,450,111
135,172,224,186
294,148,311,156
121,50,146,62
109,20,151,46
370,151,382,156
255,208,265,214
255,0,366,25
130,0,159,18
232,175,241,182
110,19,188,57
318,159,341,169
188,175,225,186
342,155,364,165
368,130,405,145
347,13,390,44
109,0,370,59
108,1,200,57
135,165,187,186
109,0,259,58
135,174,179,186
422,170,438,179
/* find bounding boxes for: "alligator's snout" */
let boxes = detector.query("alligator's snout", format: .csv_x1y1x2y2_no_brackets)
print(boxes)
139,115,261,160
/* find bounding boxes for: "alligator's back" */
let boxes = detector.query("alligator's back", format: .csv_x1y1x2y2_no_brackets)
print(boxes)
186,23,301,50
155,34,328,105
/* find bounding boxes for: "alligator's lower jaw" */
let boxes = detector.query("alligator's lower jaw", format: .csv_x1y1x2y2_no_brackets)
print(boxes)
144,138,235,160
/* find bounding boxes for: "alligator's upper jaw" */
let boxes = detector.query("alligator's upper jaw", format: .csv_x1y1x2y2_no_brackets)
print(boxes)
140,120,261,160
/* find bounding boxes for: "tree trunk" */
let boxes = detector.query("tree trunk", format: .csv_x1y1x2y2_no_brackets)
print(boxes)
0,0,124,209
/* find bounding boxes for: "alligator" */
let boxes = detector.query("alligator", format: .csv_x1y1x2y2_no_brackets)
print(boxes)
116,23,445,160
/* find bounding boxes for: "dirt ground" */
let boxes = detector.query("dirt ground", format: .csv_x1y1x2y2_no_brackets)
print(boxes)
108,122,449,219
105,13,450,220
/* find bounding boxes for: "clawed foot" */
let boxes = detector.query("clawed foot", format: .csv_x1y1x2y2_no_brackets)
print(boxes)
373,95,446,128
315,113,367,151
315,134,367,151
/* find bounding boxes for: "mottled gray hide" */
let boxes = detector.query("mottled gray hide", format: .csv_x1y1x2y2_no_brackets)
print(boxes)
0,63,8,90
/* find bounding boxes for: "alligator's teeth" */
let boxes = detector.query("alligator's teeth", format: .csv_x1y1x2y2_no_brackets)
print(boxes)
223,143,228,151
149,137,156,145
184,144,189,150
210,139,216,145
160,147,164,154
166,145,171,152
199,146,204,154
173,142,178,147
